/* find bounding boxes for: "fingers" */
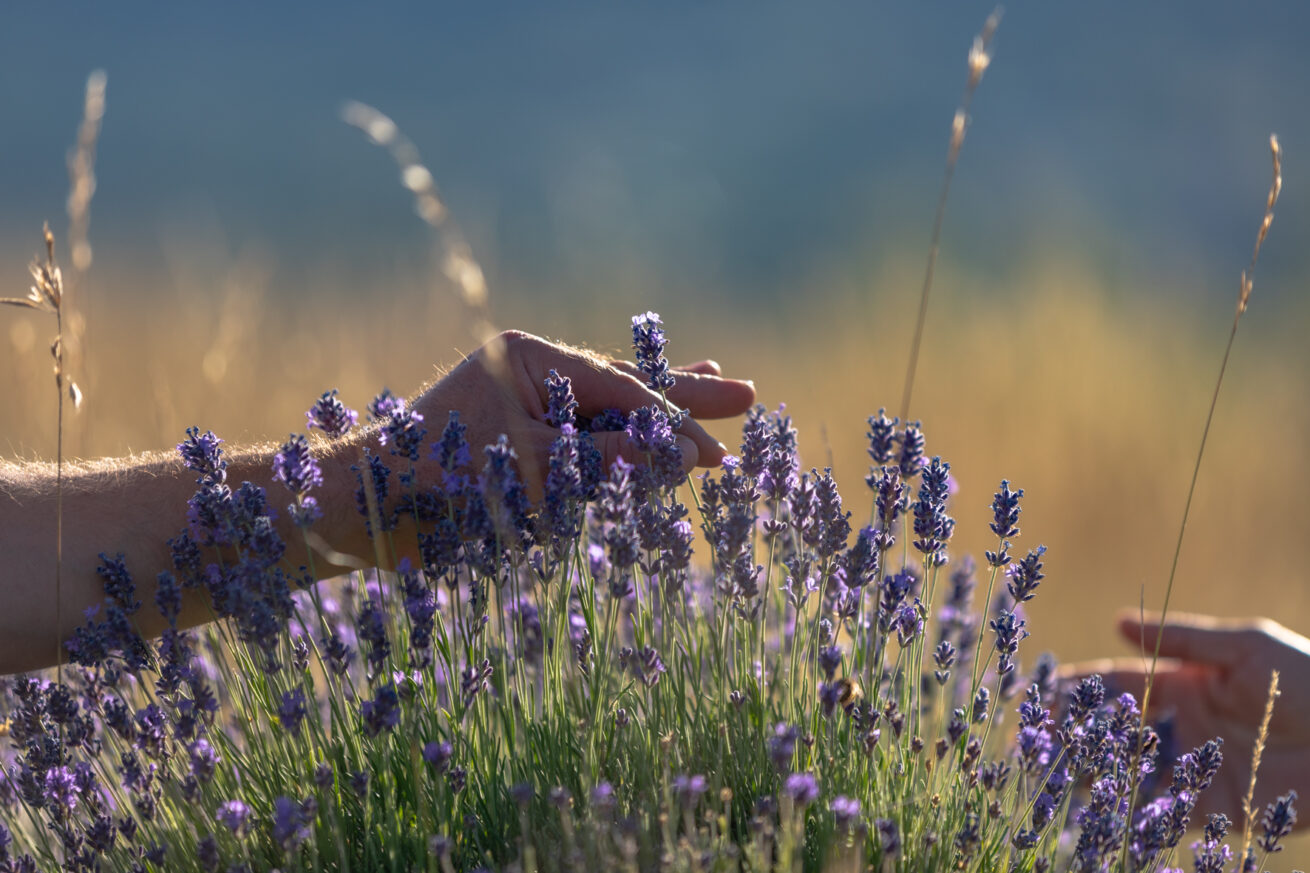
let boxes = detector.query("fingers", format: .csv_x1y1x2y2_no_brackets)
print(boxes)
1116,610,1249,667
679,360,722,376
509,334,731,468
1058,659,1217,713
609,359,756,420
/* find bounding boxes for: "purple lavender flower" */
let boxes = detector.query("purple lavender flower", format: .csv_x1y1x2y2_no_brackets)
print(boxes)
510,782,534,809
589,407,629,433
932,641,956,685
460,659,494,707
832,796,862,830
216,799,251,838
154,570,182,626
990,609,1029,676
367,387,405,420
637,646,666,688
599,458,640,597
366,388,422,463
196,834,220,872
479,435,530,540
1068,675,1106,723
1171,738,1223,797
352,449,393,532
868,466,906,550
431,410,472,479
818,645,843,680
896,599,924,647
843,526,880,589
990,480,1023,538
508,597,543,666
739,405,769,479
356,598,390,672
591,782,615,813
761,407,800,503
769,723,800,773
806,469,851,559
178,427,227,485
544,369,578,428
911,456,954,564
548,786,572,810
189,738,219,783
784,772,819,807
541,424,585,552
866,409,898,466
670,774,706,810
97,552,140,615
1006,545,1047,603
818,680,844,718
878,571,916,634
278,688,309,738
631,312,675,391
422,741,453,773
271,796,313,853
1258,790,1297,853
897,421,925,479
875,817,900,856
1072,776,1127,871
1019,684,1051,728
361,683,400,737
306,388,358,438
273,434,323,496
1193,814,1232,873
41,766,78,816
625,405,685,495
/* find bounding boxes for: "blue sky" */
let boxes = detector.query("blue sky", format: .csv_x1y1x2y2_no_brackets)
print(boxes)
1,1,1306,306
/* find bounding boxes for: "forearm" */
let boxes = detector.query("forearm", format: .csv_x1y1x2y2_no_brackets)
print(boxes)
0,441,363,674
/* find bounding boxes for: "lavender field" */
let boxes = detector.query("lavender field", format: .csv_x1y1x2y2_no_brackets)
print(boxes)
1,3,1308,870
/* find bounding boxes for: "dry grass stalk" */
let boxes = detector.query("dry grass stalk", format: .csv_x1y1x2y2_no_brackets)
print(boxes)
1,227,80,681
1121,134,1283,867
898,7,1001,423
340,100,499,355
1240,670,1281,861
0,73,106,684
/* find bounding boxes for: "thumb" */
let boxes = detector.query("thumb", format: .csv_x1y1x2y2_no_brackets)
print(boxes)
1116,610,1243,667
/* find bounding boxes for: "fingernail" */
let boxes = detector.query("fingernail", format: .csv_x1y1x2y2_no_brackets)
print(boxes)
717,441,728,453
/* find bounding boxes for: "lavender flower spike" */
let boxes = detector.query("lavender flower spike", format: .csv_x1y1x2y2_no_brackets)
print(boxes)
544,368,578,428
273,434,323,497
1258,790,1297,853
631,311,675,391
306,388,358,438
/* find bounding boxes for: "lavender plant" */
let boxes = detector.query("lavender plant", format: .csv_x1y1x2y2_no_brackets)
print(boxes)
0,312,1295,873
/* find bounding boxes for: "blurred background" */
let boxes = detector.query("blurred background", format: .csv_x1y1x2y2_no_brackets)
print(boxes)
1,2,1307,684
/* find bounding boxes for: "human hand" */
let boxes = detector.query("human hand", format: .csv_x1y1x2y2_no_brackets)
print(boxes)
407,329,756,498
1064,611,1310,827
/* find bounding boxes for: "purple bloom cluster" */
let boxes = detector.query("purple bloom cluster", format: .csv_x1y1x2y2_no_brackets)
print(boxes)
369,388,427,462
273,433,324,526
544,368,578,428
306,388,358,438
631,312,675,391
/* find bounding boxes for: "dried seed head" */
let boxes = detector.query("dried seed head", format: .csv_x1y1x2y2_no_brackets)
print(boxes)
950,110,968,157
1236,133,1283,321
968,8,1002,88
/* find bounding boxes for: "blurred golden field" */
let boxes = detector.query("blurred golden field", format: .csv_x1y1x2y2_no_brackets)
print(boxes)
1,239,1306,672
